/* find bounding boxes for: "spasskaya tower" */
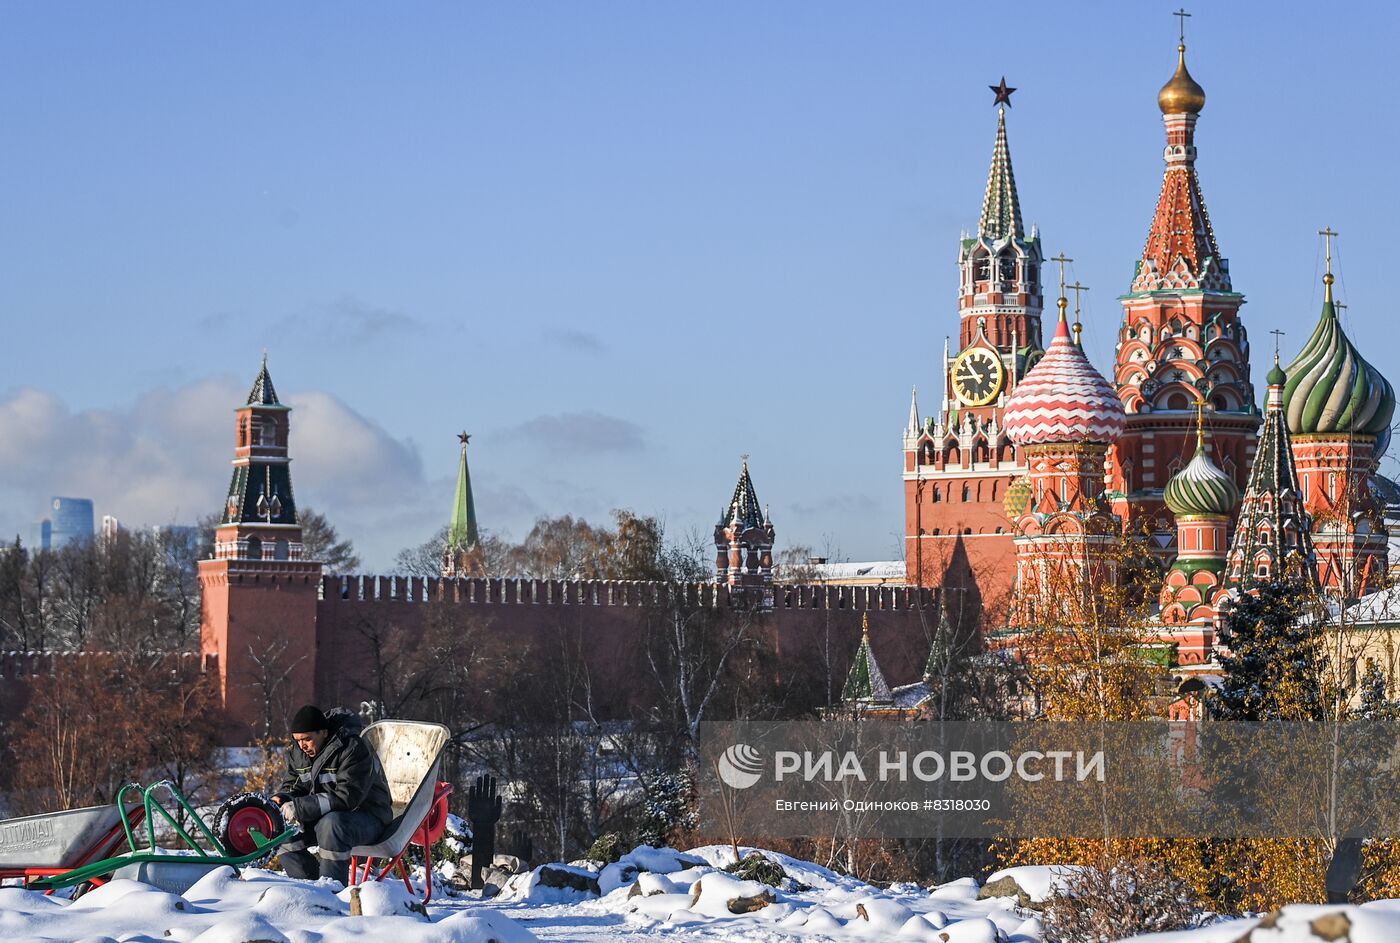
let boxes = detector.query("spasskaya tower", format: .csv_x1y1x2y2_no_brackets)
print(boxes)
904,78,1043,600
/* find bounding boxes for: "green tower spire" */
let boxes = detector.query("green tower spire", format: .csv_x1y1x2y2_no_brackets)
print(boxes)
447,431,479,551
842,614,893,704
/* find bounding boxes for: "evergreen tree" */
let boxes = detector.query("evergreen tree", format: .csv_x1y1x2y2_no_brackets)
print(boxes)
1212,579,1323,721
1353,659,1400,721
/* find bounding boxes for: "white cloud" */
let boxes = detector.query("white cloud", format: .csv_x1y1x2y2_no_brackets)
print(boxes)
0,380,433,568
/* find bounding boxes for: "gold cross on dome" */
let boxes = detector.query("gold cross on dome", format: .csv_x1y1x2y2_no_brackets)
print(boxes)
1068,280,1089,343
1049,253,1073,297
1194,394,1208,448
1319,226,1339,275
1174,8,1191,43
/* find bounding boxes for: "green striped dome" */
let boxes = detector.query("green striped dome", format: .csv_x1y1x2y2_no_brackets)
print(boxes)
1283,293,1395,443
1164,443,1239,517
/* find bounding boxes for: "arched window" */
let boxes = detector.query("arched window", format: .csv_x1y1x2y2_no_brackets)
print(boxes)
1167,393,1189,411
932,485,941,503
255,418,278,447
245,536,263,560
975,258,991,282
998,255,1016,283
961,484,971,502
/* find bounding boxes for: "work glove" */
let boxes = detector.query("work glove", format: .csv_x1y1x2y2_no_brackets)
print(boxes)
280,801,298,826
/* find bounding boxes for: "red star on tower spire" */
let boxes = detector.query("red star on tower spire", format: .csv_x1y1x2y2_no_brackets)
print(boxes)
989,77,1016,107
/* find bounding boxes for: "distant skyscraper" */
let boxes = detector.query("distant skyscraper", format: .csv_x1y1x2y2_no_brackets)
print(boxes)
101,515,121,542
48,497,95,548
31,518,52,550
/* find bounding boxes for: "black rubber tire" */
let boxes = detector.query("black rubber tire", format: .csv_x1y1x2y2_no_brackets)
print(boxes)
212,793,286,866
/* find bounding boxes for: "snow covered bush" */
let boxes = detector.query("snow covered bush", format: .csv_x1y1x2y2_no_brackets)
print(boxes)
725,850,791,889
586,831,626,864
638,769,697,847
1041,857,1195,942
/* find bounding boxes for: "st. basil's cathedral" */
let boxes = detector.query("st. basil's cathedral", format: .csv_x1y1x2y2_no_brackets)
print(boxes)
901,32,1397,667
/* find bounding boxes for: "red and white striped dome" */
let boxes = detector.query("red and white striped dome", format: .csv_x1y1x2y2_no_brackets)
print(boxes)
1004,313,1125,446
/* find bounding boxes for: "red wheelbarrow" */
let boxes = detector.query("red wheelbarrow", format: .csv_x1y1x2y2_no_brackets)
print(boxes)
346,720,455,903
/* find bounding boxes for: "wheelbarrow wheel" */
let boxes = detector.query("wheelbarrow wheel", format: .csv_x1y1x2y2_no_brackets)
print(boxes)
213,793,285,866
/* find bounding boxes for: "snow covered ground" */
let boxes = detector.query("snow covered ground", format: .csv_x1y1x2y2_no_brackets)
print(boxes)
5,844,1400,942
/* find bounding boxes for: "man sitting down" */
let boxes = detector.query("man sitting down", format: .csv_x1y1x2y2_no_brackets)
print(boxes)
271,704,393,885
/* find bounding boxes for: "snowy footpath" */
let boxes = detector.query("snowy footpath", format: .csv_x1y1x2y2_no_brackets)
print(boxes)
5,846,1400,942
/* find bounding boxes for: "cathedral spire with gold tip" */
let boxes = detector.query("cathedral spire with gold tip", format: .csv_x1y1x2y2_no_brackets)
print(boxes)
842,614,893,705
1133,13,1226,293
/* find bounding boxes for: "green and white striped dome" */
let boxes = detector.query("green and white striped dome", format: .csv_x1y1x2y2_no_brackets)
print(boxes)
1164,443,1239,517
1283,288,1395,444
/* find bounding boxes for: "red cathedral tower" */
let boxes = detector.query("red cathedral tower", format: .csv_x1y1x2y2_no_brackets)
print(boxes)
905,79,1043,603
1281,244,1395,599
1106,39,1258,554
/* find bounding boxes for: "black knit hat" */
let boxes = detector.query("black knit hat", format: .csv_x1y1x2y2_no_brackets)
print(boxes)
289,705,328,734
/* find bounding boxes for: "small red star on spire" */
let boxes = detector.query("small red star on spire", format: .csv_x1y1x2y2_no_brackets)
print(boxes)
989,76,1016,107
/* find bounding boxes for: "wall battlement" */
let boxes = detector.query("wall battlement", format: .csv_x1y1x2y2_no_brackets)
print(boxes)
0,650,208,680
325,575,939,611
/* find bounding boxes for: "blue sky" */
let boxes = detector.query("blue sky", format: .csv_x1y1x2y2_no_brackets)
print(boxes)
1,2,1396,569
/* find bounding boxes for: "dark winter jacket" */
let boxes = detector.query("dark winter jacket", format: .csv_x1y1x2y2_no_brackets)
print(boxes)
274,712,393,828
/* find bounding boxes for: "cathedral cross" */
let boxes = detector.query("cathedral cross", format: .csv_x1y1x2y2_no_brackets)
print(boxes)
1319,226,1338,275
1174,8,1191,43
1049,253,1072,299
1270,329,1286,363
1069,280,1089,344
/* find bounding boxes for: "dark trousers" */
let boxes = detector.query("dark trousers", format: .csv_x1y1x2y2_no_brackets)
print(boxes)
279,809,387,885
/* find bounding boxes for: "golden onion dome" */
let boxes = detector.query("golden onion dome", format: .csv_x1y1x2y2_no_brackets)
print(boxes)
1158,44,1206,115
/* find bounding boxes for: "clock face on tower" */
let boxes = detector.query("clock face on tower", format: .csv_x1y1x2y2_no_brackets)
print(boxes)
952,347,1006,407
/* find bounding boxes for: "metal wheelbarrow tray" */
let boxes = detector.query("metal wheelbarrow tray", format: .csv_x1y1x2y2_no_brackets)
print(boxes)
0,801,146,883
4,781,295,891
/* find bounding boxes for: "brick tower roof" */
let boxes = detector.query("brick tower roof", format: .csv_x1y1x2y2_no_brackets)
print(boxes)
1131,43,1229,293
246,353,283,407
721,460,765,529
